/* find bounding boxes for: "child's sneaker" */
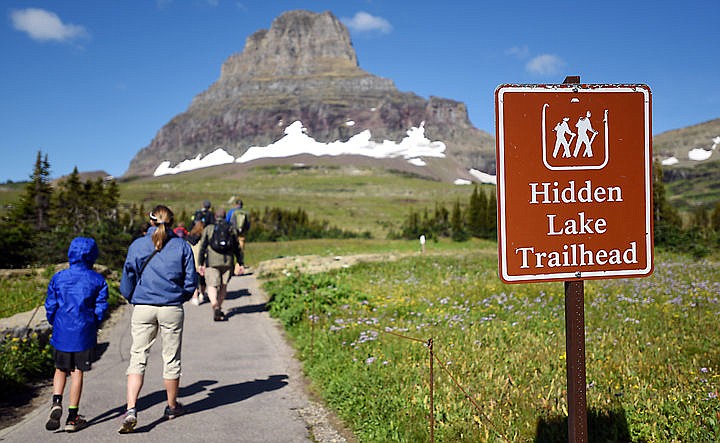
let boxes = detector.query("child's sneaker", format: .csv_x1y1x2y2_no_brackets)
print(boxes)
45,403,62,431
64,415,87,432
163,402,185,420
118,409,137,434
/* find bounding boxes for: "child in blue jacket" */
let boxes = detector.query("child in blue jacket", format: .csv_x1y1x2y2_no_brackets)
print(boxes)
44,237,108,432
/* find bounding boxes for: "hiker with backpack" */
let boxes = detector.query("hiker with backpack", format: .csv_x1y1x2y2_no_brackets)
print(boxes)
198,209,244,321
226,199,251,251
190,200,215,230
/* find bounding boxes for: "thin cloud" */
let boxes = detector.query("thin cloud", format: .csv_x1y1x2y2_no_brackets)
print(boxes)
505,45,529,59
341,11,392,34
526,54,565,76
10,8,88,42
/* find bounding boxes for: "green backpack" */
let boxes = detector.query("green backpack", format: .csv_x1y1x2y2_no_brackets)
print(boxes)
231,209,251,235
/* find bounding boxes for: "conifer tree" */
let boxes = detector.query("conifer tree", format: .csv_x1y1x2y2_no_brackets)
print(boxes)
54,167,84,233
433,203,450,237
0,151,53,266
690,205,710,235
711,202,720,234
467,186,483,238
652,160,683,245
451,199,468,241
486,190,497,239
477,187,489,237
12,151,53,229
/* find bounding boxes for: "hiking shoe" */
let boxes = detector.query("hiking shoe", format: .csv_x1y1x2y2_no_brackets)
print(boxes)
45,403,62,431
213,309,226,321
64,415,87,432
163,402,185,420
118,409,137,434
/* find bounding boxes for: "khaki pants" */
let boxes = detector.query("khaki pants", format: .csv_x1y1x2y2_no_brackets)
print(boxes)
127,305,184,379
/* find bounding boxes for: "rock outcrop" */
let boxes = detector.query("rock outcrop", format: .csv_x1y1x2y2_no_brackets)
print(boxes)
125,10,495,178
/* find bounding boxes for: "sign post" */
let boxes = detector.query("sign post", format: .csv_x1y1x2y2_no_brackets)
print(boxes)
495,79,653,441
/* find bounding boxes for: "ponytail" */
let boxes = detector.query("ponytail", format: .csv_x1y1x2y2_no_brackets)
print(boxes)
149,205,174,251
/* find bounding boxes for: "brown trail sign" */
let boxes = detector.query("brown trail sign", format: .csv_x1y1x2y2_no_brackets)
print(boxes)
495,82,654,442
495,84,653,283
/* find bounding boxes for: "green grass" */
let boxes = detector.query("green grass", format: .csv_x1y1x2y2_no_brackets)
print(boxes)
0,181,25,216
244,237,494,265
117,164,489,238
0,268,55,319
0,268,123,320
665,159,720,211
264,248,720,442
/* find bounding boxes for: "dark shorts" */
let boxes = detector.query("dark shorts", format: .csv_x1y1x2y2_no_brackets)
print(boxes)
53,348,93,372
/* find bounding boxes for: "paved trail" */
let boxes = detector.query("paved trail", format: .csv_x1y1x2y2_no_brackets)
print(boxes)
0,272,347,443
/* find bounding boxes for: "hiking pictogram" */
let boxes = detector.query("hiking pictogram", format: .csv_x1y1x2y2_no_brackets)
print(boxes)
552,117,575,158
542,102,609,171
573,111,598,158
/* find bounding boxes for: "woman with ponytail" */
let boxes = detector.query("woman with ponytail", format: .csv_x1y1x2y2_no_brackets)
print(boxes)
118,205,197,433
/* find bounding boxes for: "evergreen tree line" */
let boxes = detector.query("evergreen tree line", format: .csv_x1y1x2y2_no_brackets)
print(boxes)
244,207,371,242
0,152,134,269
393,162,720,257
0,152,368,269
653,160,720,257
390,185,498,242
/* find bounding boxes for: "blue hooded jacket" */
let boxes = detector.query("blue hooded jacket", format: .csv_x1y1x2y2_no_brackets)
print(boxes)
45,237,109,353
120,227,197,306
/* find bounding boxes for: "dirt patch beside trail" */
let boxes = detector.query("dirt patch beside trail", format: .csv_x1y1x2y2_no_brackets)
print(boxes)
253,252,414,277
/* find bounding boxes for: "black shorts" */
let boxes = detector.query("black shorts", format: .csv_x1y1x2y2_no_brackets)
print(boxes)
53,348,93,372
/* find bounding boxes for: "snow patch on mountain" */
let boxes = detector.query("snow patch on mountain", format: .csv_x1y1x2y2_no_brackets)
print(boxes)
152,120,496,184
662,136,719,164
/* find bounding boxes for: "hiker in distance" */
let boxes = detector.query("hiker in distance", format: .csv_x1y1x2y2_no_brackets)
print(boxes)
198,208,244,321
186,220,207,305
226,198,251,251
119,205,197,433
191,199,215,229
44,237,109,433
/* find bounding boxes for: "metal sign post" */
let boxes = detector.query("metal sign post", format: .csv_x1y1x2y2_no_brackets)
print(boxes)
564,76,587,443
565,280,587,441
494,76,654,442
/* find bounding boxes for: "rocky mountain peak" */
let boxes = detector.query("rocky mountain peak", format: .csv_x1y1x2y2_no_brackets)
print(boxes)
221,10,359,80
125,10,495,178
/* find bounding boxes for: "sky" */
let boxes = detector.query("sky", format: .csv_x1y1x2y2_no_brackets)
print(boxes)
1,0,719,183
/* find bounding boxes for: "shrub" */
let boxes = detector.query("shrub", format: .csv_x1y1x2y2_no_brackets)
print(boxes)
0,334,53,396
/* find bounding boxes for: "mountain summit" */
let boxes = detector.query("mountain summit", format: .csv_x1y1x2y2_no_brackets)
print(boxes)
125,10,495,178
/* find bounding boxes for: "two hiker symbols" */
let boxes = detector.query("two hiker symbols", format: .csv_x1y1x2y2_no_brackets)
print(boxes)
551,110,600,158
541,102,609,171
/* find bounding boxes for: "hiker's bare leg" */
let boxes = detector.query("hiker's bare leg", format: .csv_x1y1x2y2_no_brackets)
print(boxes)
217,284,227,308
207,285,220,310
68,369,83,407
126,373,144,409
164,378,180,409
52,368,67,396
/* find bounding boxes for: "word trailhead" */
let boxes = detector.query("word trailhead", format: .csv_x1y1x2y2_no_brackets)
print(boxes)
495,84,653,283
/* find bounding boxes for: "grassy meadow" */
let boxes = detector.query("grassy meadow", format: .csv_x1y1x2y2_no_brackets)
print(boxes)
4,163,720,441
118,164,487,239
265,247,720,442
